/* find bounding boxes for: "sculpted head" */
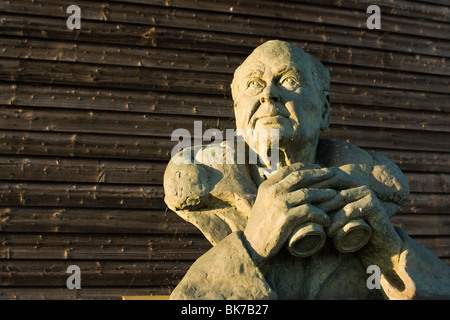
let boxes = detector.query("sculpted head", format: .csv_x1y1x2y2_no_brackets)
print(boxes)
231,40,331,165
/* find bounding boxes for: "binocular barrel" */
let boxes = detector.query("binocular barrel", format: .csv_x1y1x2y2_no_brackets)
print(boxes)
287,219,372,257
287,222,326,257
333,219,372,253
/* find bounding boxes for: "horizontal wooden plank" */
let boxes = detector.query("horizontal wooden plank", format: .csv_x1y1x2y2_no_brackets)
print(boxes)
0,181,447,214
0,233,211,260
2,57,448,95
0,260,192,287
0,232,447,262
321,126,450,153
3,0,449,44
1,129,449,165
1,12,449,59
0,182,165,209
416,0,449,6
370,149,450,173
2,36,449,76
0,156,167,185
331,84,450,113
0,287,172,300
0,106,236,138
399,193,450,215
1,236,447,289
0,83,234,117
391,214,450,236
0,130,175,161
2,83,449,116
157,0,449,25
0,207,199,234
0,37,240,74
165,0,449,39
1,106,448,143
310,44,450,77
1,205,447,237
414,237,450,257
326,64,450,94
134,23,450,59
8,0,446,40
295,0,448,22
0,105,449,152
405,172,450,193
0,14,258,53
0,156,448,194
331,104,450,133
0,58,231,95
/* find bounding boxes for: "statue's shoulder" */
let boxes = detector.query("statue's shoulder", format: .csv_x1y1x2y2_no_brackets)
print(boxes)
163,145,213,212
163,142,256,245
317,138,409,214
163,142,256,212
317,138,373,167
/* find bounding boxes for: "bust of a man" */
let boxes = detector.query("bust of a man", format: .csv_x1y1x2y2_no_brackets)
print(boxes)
164,40,450,299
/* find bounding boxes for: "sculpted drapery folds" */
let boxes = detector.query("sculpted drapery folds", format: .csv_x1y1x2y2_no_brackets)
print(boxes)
164,40,450,300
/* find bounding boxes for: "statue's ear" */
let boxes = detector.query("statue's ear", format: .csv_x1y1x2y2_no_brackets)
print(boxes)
320,91,331,130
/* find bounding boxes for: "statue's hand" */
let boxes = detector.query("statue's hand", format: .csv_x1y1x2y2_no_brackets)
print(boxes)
318,184,403,267
296,166,404,281
243,163,337,264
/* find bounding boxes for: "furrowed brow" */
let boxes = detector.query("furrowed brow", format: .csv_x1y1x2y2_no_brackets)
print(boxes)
276,67,301,77
244,70,264,80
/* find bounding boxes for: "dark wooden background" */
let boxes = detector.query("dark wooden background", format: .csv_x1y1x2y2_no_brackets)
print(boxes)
0,0,448,299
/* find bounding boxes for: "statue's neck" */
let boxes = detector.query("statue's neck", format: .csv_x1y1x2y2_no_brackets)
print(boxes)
256,141,318,170
249,140,319,186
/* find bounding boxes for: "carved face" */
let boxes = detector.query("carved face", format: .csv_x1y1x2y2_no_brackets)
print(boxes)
232,41,330,163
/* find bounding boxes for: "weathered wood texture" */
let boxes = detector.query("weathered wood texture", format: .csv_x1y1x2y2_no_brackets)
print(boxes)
0,0,449,299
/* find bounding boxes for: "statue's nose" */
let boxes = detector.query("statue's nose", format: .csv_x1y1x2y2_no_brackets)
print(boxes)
259,83,280,104
257,87,287,118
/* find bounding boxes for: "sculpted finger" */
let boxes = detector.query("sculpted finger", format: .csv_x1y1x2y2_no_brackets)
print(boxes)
316,186,370,212
276,168,334,192
327,197,373,235
266,162,322,184
308,169,361,190
256,204,330,258
285,188,337,207
286,204,331,229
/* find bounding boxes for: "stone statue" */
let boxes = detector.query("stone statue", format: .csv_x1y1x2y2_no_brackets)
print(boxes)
163,40,450,299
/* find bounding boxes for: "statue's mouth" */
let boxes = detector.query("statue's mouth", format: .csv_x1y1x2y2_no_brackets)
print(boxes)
258,115,284,122
255,114,288,127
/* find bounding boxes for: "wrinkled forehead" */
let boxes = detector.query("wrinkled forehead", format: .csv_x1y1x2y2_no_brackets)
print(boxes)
233,42,312,86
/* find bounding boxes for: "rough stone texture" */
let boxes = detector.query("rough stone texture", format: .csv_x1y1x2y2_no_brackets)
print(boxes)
164,40,450,300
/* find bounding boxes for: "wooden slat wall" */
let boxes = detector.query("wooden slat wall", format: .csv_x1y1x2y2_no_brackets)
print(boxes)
0,0,449,299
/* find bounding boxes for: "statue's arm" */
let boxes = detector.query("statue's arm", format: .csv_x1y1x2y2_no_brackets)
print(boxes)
376,227,450,300
170,231,277,300
368,151,409,217
364,152,450,299
318,145,449,299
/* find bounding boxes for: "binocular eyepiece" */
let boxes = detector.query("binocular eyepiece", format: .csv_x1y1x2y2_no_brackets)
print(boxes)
287,219,372,257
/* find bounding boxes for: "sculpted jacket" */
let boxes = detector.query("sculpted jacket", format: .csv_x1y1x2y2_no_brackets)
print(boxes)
163,138,450,300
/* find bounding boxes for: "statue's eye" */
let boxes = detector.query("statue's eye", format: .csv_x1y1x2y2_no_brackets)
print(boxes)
280,76,301,91
245,79,265,96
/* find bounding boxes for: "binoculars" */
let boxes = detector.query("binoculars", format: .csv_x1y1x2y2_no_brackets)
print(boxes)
287,219,372,257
